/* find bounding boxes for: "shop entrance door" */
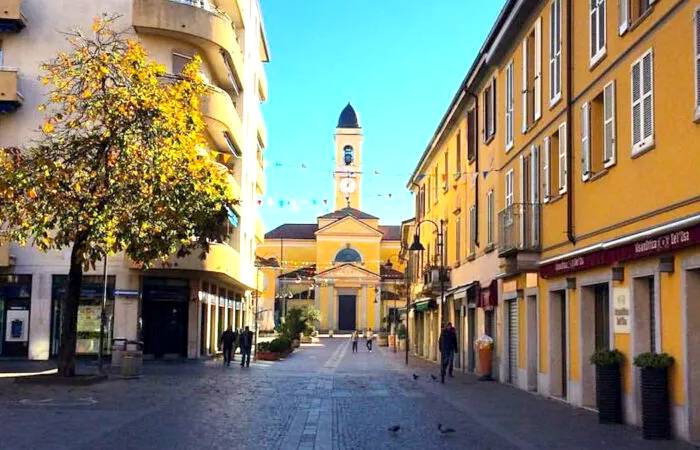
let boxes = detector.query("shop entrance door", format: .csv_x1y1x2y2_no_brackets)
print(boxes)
338,295,356,331
0,276,32,358
685,269,700,441
142,278,189,358
467,307,476,372
507,299,519,384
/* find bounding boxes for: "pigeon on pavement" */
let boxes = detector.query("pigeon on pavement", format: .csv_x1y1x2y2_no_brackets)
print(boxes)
412,374,419,380
388,425,401,433
437,424,456,434
430,374,437,381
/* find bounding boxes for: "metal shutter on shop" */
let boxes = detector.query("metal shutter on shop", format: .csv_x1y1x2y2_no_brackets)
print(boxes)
508,300,519,384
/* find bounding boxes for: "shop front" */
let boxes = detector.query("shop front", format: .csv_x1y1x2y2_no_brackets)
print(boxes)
50,275,115,356
539,216,700,439
0,275,32,358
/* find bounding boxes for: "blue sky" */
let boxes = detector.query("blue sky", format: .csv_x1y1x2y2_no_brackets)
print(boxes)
260,0,506,230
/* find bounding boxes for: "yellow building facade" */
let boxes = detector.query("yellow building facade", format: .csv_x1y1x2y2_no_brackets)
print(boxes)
258,105,406,333
408,0,700,441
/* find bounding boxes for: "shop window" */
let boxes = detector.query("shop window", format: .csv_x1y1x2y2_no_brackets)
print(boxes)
581,81,617,180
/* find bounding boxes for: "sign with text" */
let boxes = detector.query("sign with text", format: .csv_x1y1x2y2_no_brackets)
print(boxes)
613,287,630,334
5,309,29,342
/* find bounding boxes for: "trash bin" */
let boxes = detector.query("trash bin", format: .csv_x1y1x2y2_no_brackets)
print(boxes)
111,338,127,367
120,350,143,378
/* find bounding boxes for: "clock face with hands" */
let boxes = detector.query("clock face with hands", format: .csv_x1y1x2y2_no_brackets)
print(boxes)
340,177,356,194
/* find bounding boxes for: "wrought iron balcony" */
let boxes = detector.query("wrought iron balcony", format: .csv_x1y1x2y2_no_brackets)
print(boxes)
498,203,541,256
421,265,451,294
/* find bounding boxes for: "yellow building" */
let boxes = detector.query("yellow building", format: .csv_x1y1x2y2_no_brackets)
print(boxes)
0,0,269,360
257,105,406,333
408,0,700,441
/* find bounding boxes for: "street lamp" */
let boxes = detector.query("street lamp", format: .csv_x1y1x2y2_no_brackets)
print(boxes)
408,219,446,360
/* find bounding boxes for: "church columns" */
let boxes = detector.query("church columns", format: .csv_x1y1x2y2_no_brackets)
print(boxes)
359,284,368,331
373,285,381,332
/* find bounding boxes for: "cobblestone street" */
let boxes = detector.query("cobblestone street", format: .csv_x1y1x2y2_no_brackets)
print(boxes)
0,339,695,450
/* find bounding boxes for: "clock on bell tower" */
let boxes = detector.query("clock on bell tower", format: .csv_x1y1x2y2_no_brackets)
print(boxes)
334,103,363,210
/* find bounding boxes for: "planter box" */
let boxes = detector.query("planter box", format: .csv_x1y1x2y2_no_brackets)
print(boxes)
595,363,623,424
640,367,671,440
256,351,280,361
378,336,388,347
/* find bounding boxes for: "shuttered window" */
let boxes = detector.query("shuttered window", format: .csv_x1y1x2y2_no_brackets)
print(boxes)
455,130,462,177
695,8,700,119
455,215,461,263
543,137,550,202
558,122,567,193
530,145,540,246
590,0,606,64
581,102,591,180
483,78,497,142
618,0,629,35
534,18,542,121
467,109,477,161
469,206,477,256
487,190,494,245
631,49,654,154
505,61,514,150
550,0,562,104
505,169,514,209
603,81,616,166
522,38,529,133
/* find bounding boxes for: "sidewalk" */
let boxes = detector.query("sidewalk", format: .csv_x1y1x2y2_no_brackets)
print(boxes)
379,345,697,450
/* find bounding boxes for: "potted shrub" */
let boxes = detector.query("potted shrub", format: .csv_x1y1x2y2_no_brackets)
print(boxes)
634,352,675,440
396,324,407,351
256,342,279,361
590,349,625,424
269,337,292,357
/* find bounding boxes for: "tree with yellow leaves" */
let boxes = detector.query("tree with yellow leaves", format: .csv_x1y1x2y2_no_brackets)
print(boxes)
0,16,236,376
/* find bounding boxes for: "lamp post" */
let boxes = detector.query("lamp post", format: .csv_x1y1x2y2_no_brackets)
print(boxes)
408,219,446,360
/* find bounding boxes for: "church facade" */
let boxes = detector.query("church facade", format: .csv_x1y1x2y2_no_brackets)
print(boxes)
257,104,406,333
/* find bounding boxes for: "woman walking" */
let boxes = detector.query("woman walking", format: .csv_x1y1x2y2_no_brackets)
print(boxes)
351,331,359,353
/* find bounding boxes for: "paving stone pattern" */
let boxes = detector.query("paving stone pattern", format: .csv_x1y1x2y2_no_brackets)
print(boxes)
0,339,696,450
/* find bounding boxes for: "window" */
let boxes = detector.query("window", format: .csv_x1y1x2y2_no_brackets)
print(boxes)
543,136,551,202
222,51,241,95
334,246,362,263
455,215,462,263
469,205,477,256
223,131,242,157
172,52,193,74
590,0,607,65
443,151,449,191
483,78,497,141
505,61,514,150
619,0,656,34
343,145,354,166
467,108,477,161
631,49,654,154
695,8,700,120
505,169,514,209
522,18,542,132
558,122,567,193
455,130,462,179
487,190,495,245
582,81,617,180
550,0,562,104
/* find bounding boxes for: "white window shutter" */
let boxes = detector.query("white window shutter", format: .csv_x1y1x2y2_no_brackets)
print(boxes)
642,51,654,142
603,81,616,165
531,145,539,204
558,122,567,193
618,0,629,35
695,9,700,116
522,39,528,133
543,137,550,202
590,2,598,60
534,18,542,121
519,154,525,204
581,102,591,180
632,59,642,147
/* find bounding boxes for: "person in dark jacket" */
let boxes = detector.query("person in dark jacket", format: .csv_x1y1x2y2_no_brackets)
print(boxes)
438,322,458,383
239,326,254,367
220,327,237,366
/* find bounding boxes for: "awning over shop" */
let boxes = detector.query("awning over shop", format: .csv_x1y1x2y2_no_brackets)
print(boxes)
448,281,480,300
413,298,437,312
478,280,498,311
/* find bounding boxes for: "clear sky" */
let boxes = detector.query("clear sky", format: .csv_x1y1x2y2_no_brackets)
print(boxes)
260,0,506,230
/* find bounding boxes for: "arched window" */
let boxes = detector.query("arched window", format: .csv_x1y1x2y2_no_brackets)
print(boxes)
334,246,362,263
343,145,354,165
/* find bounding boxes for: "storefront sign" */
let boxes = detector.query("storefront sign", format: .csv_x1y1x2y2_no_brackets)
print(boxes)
541,222,700,278
115,289,139,298
612,287,630,334
5,309,28,342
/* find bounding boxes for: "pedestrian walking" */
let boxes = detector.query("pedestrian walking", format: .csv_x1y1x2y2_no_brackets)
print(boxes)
220,326,236,366
239,326,254,367
439,322,458,383
366,330,373,352
351,331,359,353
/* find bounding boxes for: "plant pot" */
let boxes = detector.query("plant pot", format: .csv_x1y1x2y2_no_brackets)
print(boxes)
256,351,279,361
640,367,671,440
378,336,388,347
595,363,623,424
478,347,493,379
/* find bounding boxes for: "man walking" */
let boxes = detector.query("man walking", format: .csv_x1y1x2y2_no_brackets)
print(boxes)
366,330,373,352
439,322,458,383
239,326,254,368
220,326,236,366
351,330,359,353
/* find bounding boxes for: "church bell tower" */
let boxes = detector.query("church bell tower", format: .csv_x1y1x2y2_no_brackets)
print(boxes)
334,103,363,210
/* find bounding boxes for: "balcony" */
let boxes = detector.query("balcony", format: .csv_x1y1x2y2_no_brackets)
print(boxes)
257,65,268,101
255,217,265,243
255,161,265,195
498,203,541,273
0,0,26,32
132,0,244,93
201,85,243,157
0,68,22,113
164,242,244,285
421,266,451,295
256,110,268,149
213,0,244,28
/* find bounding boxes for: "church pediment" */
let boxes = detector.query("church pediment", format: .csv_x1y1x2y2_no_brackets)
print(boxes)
315,215,383,238
315,263,380,281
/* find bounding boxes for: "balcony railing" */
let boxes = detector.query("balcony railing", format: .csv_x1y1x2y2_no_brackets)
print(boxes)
498,203,540,256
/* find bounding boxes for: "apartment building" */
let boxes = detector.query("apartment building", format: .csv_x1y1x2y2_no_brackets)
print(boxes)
0,0,269,361
407,0,700,440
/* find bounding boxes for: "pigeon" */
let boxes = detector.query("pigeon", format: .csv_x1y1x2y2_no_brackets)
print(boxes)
437,424,456,434
387,425,401,433
430,374,437,381
412,374,419,380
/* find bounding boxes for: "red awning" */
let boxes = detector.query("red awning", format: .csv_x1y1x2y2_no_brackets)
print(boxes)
478,280,498,311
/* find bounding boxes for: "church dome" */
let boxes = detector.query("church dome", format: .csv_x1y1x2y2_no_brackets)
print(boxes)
337,103,360,129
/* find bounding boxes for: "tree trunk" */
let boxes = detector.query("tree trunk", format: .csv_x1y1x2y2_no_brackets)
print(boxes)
57,235,87,377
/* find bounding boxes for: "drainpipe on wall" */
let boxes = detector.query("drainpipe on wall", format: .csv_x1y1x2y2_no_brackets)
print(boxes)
565,0,576,244
466,90,479,246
